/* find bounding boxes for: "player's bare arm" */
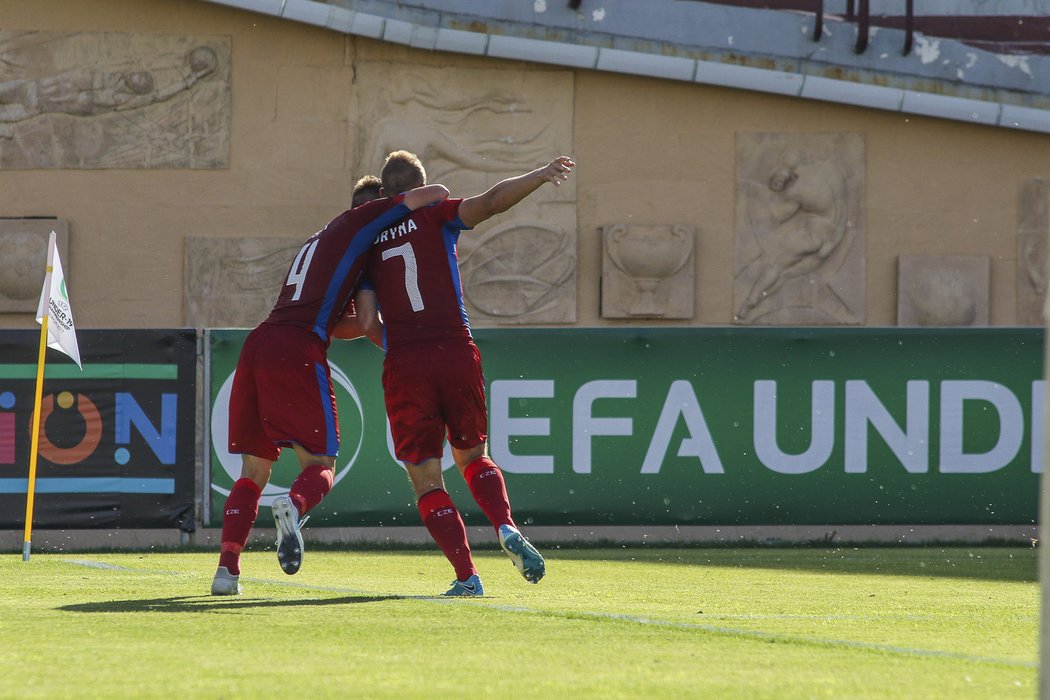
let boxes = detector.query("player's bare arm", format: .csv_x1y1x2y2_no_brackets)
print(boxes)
403,183,449,210
458,156,575,228
352,289,384,348
333,290,383,346
332,302,366,340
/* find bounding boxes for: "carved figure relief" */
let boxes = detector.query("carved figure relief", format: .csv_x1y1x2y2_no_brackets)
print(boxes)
0,219,68,313
351,63,576,324
362,74,553,185
0,32,230,168
734,132,865,325
897,255,990,326
1017,179,1048,325
601,224,694,318
184,237,302,328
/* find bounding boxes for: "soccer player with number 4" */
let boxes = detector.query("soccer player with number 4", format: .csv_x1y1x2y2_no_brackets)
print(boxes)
210,182,449,596
361,150,575,596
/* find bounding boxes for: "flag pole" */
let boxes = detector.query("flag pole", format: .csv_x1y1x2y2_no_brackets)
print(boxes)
23,313,50,561
24,231,61,562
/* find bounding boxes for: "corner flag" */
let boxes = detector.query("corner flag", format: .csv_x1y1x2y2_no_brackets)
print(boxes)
35,231,81,369
24,230,81,561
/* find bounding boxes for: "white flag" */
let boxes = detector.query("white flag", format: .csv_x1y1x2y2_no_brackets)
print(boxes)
35,231,82,369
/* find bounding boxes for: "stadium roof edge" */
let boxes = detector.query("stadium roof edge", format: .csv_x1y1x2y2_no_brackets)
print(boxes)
197,0,1050,135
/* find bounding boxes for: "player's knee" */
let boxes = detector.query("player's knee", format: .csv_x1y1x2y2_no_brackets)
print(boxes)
318,464,334,490
452,443,485,470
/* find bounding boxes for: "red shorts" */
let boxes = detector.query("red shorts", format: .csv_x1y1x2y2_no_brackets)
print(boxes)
228,323,339,461
382,339,488,465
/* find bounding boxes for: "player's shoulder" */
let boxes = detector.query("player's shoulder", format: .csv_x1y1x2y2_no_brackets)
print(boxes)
347,197,397,221
420,196,463,221
322,197,397,231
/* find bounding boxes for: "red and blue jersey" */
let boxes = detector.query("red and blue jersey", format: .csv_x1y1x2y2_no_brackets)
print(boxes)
264,196,411,344
366,197,473,350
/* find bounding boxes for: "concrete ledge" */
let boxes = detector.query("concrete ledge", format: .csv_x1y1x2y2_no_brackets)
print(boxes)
1,524,1037,552
194,0,1050,134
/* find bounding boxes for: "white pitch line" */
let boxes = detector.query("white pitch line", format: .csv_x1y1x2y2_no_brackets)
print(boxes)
60,558,1035,669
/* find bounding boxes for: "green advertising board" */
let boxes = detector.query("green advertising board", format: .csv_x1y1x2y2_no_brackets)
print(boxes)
207,328,1041,527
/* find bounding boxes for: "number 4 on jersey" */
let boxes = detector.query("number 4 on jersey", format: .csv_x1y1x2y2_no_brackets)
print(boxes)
287,239,319,301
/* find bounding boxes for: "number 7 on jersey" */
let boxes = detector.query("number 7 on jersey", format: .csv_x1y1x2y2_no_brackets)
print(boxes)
382,242,425,312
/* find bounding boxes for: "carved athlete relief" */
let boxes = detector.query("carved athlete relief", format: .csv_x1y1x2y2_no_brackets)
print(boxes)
0,31,229,168
734,132,865,325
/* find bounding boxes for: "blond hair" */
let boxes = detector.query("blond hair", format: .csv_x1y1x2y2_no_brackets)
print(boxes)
380,150,426,195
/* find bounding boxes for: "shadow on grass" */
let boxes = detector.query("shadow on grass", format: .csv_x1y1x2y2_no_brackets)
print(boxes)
58,594,403,614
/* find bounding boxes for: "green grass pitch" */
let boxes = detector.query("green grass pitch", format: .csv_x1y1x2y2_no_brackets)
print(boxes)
0,546,1036,698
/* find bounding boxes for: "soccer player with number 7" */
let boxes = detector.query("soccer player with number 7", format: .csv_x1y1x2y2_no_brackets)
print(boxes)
210,181,449,596
360,150,575,596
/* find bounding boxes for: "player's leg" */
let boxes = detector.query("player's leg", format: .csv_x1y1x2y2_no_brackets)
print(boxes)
454,443,513,531
405,458,482,596
445,342,512,529
271,448,337,575
214,332,276,594
454,444,545,585
447,342,545,584
255,333,338,575
212,454,272,595
384,349,481,594
288,448,337,517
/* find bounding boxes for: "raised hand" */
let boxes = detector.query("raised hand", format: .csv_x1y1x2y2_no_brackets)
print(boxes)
538,156,575,186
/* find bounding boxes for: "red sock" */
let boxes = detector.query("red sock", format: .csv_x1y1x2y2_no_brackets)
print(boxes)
289,463,334,516
464,457,515,532
417,489,475,581
218,478,262,575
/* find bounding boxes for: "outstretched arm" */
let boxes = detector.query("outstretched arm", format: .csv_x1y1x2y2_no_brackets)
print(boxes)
403,183,449,211
458,156,574,228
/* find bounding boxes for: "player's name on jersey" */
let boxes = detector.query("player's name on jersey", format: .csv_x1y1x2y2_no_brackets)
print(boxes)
374,218,418,244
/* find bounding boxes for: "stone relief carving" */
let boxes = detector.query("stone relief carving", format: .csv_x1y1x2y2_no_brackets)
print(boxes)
1017,179,1048,326
358,73,554,186
734,132,865,325
184,237,301,328
0,31,230,168
0,219,68,313
351,63,575,324
601,224,694,318
897,255,990,326
459,220,576,320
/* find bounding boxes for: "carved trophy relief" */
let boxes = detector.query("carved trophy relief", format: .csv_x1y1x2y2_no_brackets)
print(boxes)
0,31,230,168
0,219,68,313
733,132,865,325
185,237,302,328
351,62,576,324
897,255,990,326
1017,179,1049,325
601,224,694,318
